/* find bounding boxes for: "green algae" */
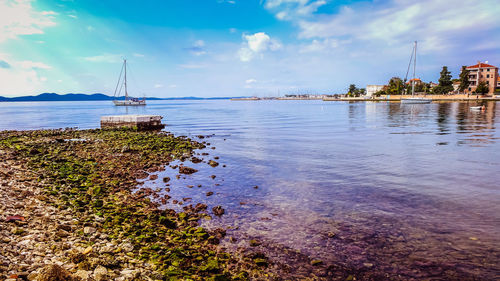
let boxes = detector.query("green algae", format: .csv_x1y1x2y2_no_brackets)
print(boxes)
0,128,262,280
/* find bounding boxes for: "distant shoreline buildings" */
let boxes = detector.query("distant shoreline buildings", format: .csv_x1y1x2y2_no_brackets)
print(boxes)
366,61,500,97
465,62,499,94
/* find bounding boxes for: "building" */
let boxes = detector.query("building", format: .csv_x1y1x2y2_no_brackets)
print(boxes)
366,85,385,97
464,61,499,95
405,78,422,85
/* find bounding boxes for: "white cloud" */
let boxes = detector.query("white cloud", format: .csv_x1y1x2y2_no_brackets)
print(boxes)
84,54,123,63
238,47,254,62
20,61,51,69
299,38,339,53
264,0,326,20
238,32,282,62
154,84,163,88
133,53,145,57
0,56,51,95
245,78,257,84
168,84,177,88
0,0,57,42
297,0,500,52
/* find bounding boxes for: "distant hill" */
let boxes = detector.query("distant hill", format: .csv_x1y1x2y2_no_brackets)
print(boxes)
0,93,239,102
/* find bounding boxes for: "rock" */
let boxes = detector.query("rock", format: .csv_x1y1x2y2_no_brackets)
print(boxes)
208,160,219,167
249,239,261,247
120,269,140,280
162,177,170,183
27,273,38,281
121,243,134,252
149,174,158,180
254,258,268,267
206,191,214,196
253,185,259,189
83,226,96,235
311,259,323,266
191,157,202,163
93,265,108,281
210,175,216,179
83,246,93,255
179,166,198,174
363,263,374,268
11,226,24,235
37,264,75,281
212,206,225,217
74,270,92,280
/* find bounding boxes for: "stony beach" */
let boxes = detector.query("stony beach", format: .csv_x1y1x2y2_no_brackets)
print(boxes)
0,129,275,281
1,128,497,281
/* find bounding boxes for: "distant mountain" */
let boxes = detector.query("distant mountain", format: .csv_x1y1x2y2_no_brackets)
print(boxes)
0,93,240,102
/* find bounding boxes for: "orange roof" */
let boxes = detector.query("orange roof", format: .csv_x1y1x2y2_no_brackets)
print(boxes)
466,62,497,69
405,78,422,84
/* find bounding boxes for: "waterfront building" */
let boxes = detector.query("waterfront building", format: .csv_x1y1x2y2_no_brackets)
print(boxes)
366,85,385,97
463,61,499,94
405,78,422,85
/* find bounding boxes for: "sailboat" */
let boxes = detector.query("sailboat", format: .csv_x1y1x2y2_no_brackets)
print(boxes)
113,59,146,106
401,41,431,104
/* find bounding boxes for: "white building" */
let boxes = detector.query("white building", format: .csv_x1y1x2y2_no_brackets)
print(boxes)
366,85,385,97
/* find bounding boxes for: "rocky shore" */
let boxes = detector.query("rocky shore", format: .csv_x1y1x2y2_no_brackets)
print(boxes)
0,129,270,280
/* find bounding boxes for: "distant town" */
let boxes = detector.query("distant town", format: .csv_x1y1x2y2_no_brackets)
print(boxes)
236,61,500,101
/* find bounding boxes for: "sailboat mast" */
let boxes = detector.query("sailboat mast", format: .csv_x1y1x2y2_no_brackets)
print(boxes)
412,41,417,96
124,59,128,100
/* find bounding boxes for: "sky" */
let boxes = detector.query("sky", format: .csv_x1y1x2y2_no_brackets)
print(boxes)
0,0,499,97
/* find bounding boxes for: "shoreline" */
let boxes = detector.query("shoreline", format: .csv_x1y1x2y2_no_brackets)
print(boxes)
1,128,496,280
0,129,273,280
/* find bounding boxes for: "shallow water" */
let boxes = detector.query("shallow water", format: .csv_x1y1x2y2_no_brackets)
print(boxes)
1,100,499,278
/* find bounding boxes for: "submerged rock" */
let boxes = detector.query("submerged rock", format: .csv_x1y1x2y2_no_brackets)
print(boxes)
179,166,198,174
208,160,219,167
212,206,225,216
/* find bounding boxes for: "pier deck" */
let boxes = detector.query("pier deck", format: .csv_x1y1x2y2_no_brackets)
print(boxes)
100,115,165,130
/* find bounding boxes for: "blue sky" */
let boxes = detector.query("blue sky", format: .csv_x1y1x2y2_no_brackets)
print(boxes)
0,0,499,97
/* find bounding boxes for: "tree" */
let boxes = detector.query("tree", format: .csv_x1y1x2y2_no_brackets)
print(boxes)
348,84,357,96
358,88,366,96
475,81,489,95
387,77,404,95
458,66,470,93
433,66,454,94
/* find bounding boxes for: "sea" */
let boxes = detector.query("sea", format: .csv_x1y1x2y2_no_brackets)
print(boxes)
1,99,499,279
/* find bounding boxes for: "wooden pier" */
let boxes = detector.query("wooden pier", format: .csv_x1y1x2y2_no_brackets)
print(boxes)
100,115,165,130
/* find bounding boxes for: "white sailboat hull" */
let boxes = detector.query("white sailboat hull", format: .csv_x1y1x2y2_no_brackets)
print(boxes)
401,98,432,104
113,100,146,106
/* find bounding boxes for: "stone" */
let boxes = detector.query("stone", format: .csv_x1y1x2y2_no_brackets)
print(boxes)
93,265,108,281
74,270,92,280
83,246,93,255
83,226,96,235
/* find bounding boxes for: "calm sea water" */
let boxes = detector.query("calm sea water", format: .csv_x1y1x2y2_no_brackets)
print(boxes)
1,100,499,278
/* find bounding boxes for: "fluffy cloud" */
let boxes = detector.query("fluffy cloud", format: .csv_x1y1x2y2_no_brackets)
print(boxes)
297,0,500,53
238,32,282,62
0,57,51,95
0,0,57,42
